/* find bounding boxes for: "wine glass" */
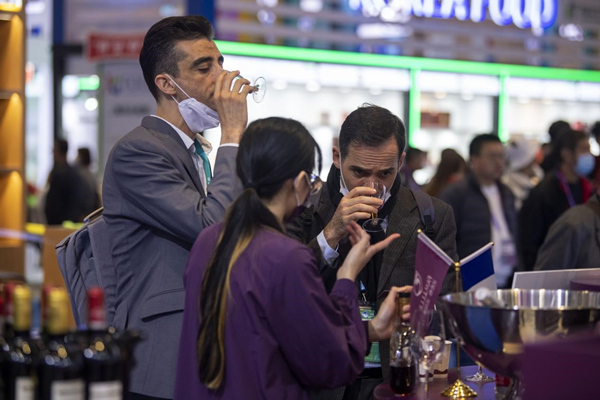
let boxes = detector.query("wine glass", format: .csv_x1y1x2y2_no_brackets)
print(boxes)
361,182,387,233
232,75,267,103
466,363,495,383
409,309,446,399
251,76,267,102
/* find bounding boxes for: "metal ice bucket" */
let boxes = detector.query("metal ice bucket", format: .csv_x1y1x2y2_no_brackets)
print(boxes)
442,289,600,382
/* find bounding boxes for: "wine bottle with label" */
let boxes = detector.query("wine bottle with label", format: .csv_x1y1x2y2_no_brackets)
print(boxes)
388,293,417,396
84,287,123,400
2,283,18,342
36,288,85,400
2,285,36,400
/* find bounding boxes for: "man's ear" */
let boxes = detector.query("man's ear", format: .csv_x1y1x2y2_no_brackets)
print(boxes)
398,151,406,170
333,146,341,169
155,73,178,98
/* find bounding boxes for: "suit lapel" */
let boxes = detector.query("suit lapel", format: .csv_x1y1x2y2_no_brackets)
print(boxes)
378,188,420,294
141,116,205,196
314,184,337,229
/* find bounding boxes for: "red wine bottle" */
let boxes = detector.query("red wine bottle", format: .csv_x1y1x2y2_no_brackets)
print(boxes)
84,287,123,400
36,288,85,400
2,285,36,400
389,293,416,396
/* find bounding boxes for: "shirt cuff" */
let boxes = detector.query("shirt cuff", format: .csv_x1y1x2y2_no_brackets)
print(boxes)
317,230,339,266
219,143,239,148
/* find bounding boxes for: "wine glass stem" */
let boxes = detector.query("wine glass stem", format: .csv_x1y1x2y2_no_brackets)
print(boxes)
424,371,429,400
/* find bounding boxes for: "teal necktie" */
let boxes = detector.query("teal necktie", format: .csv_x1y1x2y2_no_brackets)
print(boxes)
193,139,212,186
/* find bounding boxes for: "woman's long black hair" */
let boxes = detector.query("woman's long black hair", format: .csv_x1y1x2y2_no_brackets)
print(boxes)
197,117,322,389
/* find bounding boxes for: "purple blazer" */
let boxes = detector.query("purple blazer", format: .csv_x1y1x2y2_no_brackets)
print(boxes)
174,224,368,399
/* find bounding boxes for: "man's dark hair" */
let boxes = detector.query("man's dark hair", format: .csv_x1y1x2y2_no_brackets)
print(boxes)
551,129,588,164
406,147,426,163
77,148,92,166
55,139,69,156
548,120,571,143
339,104,406,158
469,134,501,157
139,16,215,101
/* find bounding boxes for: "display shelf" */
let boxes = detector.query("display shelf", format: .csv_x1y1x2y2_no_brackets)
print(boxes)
0,3,24,275
0,12,23,92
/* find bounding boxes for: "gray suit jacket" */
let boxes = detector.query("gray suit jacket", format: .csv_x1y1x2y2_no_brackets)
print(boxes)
102,116,242,398
534,194,600,271
287,181,458,390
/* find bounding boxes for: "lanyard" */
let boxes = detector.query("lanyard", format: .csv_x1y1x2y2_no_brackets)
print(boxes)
556,171,577,208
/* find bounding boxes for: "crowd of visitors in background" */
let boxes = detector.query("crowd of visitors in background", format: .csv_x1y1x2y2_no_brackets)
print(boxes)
36,118,600,285
401,119,600,286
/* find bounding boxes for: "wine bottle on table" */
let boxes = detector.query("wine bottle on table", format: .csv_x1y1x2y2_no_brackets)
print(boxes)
2,285,36,400
36,287,85,400
84,287,123,400
389,293,417,396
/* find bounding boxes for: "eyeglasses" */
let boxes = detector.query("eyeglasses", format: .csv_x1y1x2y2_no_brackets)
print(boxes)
305,173,324,195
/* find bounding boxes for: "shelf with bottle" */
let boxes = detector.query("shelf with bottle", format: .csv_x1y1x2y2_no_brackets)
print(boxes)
1,284,143,400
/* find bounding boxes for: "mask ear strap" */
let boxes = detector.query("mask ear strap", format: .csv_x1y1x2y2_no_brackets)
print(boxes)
339,158,349,191
165,74,192,100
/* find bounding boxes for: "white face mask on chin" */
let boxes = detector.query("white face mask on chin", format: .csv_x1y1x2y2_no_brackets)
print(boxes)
166,75,220,133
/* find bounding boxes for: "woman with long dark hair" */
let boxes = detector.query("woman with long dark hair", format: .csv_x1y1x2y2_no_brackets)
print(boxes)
423,148,467,198
174,117,406,399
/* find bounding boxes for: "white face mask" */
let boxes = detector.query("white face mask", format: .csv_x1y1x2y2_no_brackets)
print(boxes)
166,75,220,133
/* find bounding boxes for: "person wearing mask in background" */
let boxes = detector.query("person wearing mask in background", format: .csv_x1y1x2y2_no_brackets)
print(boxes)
540,120,571,173
423,148,467,198
590,121,600,190
44,139,87,225
75,147,101,216
102,16,252,400
174,117,411,400
400,147,427,191
534,183,600,271
287,104,457,400
519,130,593,270
502,136,544,211
441,134,518,289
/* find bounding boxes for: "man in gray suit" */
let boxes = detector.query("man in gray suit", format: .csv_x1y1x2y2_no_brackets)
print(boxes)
102,16,252,400
287,104,457,400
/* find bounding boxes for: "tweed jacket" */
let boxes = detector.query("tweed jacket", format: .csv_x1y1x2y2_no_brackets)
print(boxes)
287,173,458,386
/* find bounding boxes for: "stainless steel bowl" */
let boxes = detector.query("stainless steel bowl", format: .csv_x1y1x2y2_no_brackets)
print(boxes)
442,289,600,380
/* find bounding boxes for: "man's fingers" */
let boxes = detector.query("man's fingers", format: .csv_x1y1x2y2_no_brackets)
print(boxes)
342,196,383,208
220,70,240,93
214,70,228,98
231,76,252,95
